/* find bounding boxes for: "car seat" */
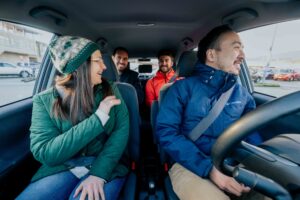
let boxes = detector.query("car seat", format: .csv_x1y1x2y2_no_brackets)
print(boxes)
151,50,197,200
151,50,197,144
102,53,140,200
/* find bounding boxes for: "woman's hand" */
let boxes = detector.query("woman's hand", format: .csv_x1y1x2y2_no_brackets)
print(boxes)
73,175,106,200
209,166,250,197
98,95,121,114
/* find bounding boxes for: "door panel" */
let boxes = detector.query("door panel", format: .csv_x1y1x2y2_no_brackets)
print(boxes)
0,99,40,199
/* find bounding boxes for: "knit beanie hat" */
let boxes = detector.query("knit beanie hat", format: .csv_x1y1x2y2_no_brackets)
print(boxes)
49,36,99,74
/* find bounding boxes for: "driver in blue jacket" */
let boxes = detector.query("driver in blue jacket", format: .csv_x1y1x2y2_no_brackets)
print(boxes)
156,25,264,200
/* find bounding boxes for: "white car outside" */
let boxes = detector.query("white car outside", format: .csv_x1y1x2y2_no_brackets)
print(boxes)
0,62,32,78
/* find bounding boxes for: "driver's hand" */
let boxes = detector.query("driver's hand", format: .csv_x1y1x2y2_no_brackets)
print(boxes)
209,166,250,196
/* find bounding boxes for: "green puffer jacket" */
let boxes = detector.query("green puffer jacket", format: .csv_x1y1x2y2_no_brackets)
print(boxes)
30,82,129,182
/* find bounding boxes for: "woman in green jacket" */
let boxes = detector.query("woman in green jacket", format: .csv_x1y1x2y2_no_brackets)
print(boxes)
17,36,129,200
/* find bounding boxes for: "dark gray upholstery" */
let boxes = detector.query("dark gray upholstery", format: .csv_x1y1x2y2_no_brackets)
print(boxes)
152,50,198,200
164,176,179,200
120,172,137,200
116,82,140,162
150,100,159,143
102,55,140,161
116,82,140,200
102,55,140,200
102,53,119,82
176,50,198,77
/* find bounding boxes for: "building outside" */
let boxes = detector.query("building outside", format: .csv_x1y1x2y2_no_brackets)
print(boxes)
0,21,50,67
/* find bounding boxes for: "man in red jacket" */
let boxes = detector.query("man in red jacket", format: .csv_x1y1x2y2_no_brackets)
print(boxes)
145,49,176,107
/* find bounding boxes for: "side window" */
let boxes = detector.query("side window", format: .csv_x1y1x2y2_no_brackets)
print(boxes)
0,21,53,106
240,19,300,97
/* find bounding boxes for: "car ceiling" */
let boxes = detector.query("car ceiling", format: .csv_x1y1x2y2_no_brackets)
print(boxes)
0,0,300,58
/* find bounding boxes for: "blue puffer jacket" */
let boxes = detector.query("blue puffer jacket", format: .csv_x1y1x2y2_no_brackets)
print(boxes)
156,62,262,178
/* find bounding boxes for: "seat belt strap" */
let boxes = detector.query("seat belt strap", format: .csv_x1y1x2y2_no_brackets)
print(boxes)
168,74,177,83
188,85,235,142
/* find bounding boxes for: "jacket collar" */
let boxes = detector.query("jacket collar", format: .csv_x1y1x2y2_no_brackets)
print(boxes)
155,68,176,79
193,61,237,93
119,66,130,75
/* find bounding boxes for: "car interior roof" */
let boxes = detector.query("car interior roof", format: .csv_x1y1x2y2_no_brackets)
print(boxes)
0,0,300,58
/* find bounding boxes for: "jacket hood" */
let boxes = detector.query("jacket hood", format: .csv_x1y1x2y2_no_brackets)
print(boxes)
192,61,237,93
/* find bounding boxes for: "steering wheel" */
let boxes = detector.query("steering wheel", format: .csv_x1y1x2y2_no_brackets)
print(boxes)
212,91,300,200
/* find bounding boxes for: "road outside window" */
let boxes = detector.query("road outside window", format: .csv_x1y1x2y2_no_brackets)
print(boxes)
240,19,300,97
0,21,53,106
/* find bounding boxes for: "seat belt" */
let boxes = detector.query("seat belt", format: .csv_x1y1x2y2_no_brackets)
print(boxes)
188,85,235,142
168,73,177,83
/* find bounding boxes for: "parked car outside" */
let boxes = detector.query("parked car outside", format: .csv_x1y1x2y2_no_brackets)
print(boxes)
250,68,275,83
265,73,274,80
264,69,276,80
251,71,263,83
273,69,300,81
0,62,32,78
29,62,41,77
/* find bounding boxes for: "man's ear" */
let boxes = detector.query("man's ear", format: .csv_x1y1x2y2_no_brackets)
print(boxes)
206,49,216,62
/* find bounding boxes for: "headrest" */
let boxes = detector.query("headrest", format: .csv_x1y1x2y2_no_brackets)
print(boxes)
176,51,197,77
102,53,119,81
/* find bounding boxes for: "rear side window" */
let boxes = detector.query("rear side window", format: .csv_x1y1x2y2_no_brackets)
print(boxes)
240,19,300,97
0,21,53,106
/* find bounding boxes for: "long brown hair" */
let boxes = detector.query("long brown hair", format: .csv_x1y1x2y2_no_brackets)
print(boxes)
52,59,112,124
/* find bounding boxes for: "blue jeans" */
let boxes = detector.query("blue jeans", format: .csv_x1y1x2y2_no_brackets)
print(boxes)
16,170,126,200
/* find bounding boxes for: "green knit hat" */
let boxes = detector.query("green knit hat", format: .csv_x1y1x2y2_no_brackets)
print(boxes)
49,36,99,74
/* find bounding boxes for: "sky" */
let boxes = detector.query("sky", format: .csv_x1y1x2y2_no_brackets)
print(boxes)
239,19,300,67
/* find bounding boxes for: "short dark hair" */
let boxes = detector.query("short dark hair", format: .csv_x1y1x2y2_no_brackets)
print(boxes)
157,49,175,60
197,25,233,64
113,47,129,56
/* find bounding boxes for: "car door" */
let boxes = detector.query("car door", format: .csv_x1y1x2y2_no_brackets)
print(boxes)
0,63,12,75
0,63,5,75
0,20,53,199
4,63,17,75
239,19,300,141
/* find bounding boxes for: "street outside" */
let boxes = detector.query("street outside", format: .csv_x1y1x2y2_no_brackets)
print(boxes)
0,77,35,106
0,78,300,106
254,79,300,97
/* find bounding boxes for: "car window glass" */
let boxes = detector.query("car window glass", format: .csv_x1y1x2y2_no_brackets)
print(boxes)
0,21,53,106
129,58,158,80
240,19,300,97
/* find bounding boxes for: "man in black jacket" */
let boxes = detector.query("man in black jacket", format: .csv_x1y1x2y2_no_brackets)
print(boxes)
113,47,144,104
